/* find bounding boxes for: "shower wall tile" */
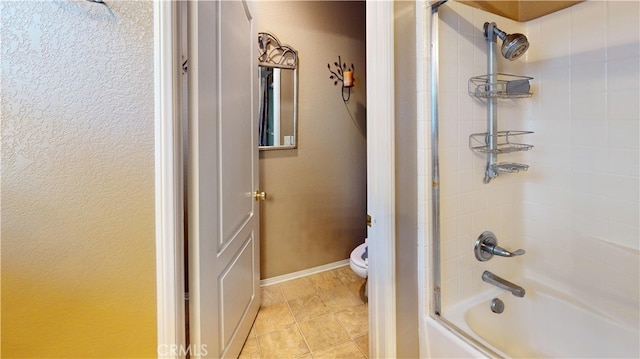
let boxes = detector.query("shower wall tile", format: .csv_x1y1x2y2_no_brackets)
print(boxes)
432,0,639,317
570,1,607,65
570,93,606,123
606,199,639,228
522,0,639,327
607,0,640,60
608,57,640,91
572,144,607,171
606,174,640,202
531,144,572,171
540,119,572,145
535,8,571,66
571,62,605,91
609,148,640,178
608,92,640,124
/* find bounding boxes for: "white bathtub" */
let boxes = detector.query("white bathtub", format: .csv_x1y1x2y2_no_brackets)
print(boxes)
440,277,640,358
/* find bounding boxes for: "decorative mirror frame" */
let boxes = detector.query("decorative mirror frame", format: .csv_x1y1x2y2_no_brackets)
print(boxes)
257,32,299,150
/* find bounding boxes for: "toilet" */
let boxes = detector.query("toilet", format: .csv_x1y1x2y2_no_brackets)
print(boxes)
349,239,368,279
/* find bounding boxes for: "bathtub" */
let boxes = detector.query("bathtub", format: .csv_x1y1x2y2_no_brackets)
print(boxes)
437,277,640,358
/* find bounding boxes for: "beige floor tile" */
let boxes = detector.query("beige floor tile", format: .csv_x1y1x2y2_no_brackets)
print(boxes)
238,337,261,359
317,284,363,312
308,269,343,291
333,266,362,285
280,277,317,301
254,301,295,335
353,334,369,358
261,284,286,307
347,279,368,304
241,270,371,359
288,294,331,323
334,303,368,338
257,324,310,359
312,340,366,359
298,313,350,352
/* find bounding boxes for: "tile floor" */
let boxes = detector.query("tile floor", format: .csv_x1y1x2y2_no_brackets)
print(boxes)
239,265,368,359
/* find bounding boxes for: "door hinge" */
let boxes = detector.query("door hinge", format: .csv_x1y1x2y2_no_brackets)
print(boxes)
366,214,372,227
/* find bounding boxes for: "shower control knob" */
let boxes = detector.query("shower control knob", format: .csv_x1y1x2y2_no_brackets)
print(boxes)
474,231,525,261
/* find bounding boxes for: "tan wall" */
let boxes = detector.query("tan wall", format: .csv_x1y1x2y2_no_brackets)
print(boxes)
1,1,157,357
256,1,367,279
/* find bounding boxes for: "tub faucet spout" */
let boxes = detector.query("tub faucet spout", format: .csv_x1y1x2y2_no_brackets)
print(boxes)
482,271,525,297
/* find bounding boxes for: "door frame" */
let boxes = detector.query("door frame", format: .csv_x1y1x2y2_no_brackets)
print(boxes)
154,1,398,357
154,0,186,354
365,1,397,358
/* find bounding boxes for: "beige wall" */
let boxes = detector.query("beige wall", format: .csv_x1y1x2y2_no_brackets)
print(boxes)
256,1,367,279
1,1,157,357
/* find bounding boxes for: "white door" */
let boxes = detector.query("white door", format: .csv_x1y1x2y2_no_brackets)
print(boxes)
187,1,260,358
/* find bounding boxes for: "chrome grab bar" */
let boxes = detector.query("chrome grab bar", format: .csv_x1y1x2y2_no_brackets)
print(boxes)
482,271,526,297
474,231,525,261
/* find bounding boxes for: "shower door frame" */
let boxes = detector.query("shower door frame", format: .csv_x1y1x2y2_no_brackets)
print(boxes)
428,3,509,357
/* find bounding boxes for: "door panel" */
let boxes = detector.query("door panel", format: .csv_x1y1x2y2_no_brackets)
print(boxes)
219,0,254,249
220,235,255,346
188,1,259,358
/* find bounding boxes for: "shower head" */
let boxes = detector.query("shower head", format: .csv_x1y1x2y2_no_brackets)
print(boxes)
485,22,530,61
500,32,529,60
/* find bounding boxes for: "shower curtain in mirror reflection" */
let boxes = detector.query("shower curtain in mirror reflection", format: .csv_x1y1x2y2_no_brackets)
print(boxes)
259,70,271,146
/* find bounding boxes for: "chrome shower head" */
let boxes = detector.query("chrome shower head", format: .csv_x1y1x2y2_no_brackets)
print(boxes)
485,22,530,61
500,33,529,60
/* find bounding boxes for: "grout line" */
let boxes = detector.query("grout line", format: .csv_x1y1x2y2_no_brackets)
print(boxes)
251,271,369,358
352,334,369,359
283,292,314,357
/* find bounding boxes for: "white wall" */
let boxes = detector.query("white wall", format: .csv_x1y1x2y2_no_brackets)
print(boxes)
428,0,639,329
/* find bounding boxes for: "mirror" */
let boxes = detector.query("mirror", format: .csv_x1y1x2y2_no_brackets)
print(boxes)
258,32,298,150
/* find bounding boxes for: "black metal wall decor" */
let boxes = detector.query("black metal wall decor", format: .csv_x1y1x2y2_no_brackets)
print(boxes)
327,56,355,102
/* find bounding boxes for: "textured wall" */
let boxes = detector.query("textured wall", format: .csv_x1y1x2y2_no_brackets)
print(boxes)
1,1,157,357
256,1,367,279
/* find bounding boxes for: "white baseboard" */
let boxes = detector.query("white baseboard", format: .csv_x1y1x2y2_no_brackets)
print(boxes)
260,259,350,287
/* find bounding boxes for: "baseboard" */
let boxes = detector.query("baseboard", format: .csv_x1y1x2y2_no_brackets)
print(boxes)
260,259,350,287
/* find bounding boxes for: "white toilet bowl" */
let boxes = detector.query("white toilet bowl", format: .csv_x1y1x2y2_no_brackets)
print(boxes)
349,241,368,278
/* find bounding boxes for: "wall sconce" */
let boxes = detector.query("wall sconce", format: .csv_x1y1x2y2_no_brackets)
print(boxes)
327,56,355,102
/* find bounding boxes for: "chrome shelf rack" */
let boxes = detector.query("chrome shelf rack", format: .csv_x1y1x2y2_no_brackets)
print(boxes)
468,74,534,184
469,71,534,183
469,131,534,154
468,73,534,99
470,23,535,184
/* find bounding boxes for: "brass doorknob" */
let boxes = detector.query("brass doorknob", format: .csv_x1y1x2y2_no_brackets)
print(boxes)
253,191,267,201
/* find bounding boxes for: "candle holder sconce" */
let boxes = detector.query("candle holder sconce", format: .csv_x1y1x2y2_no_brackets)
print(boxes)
327,56,355,102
